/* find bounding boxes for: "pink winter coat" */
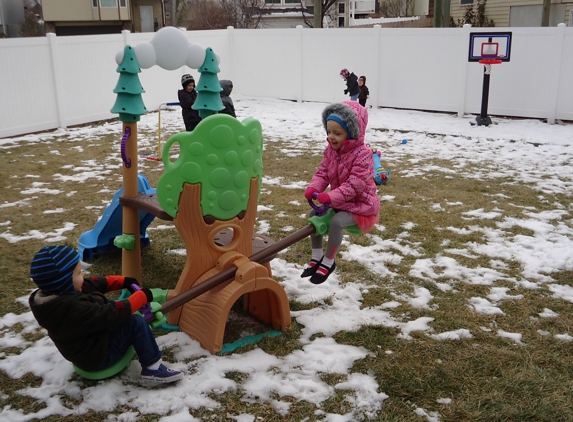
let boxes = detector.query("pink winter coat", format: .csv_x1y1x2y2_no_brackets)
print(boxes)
308,101,380,232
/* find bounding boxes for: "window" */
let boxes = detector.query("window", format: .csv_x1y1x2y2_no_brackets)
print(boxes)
338,2,345,13
460,0,473,5
93,0,127,7
338,16,344,26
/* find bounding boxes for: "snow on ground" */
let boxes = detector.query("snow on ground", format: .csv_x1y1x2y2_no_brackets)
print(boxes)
1,96,573,421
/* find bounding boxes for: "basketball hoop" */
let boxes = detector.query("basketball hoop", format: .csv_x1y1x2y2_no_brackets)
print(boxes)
479,59,502,75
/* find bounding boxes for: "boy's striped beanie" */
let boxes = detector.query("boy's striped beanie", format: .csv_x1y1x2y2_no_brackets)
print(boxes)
30,245,79,294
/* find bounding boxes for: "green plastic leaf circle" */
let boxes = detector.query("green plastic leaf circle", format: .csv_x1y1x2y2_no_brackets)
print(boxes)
182,162,202,183
209,125,234,149
234,171,249,188
241,150,254,167
224,151,239,166
189,142,204,155
249,128,262,144
219,190,239,211
210,167,231,188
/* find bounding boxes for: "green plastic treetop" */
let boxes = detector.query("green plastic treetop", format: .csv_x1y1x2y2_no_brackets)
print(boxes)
111,45,147,123
193,47,224,119
156,114,263,221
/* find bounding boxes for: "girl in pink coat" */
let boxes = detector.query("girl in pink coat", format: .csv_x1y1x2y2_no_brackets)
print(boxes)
302,101,380,284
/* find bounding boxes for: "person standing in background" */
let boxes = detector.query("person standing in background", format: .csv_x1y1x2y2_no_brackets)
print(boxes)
358,76,369,108
178,74,202,131
340,69,360,101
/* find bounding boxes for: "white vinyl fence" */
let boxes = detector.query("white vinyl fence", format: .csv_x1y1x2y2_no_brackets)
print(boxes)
0,24,571,139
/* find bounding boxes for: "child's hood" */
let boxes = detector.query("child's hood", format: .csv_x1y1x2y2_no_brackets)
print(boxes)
322,100,368,146
220,80,233,97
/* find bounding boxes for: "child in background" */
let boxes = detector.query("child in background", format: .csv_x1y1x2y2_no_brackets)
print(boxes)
178,74,202,131
219,80,237,118
358,76,369,108
29,245,183,384
340,68,360,101
302,101,380,284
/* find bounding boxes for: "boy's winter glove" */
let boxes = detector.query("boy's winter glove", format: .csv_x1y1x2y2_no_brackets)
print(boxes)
344,90,348,95
123,277,140,293
304,187,318,200
141,288,154,303
317,193,331,204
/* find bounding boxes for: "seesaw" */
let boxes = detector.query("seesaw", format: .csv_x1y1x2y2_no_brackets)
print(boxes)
89,27,372,361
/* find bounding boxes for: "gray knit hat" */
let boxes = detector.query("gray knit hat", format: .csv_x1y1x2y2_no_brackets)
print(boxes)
322,103,360,140
30,245,80,294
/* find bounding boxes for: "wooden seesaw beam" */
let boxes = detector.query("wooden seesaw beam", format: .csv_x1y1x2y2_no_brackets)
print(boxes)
160,224,316,315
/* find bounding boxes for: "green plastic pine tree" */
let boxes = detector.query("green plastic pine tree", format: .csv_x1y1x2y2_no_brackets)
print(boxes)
110,45,147,122
193,47,224,119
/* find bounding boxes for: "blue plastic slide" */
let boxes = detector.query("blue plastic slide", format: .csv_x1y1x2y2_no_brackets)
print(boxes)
78,174,156,261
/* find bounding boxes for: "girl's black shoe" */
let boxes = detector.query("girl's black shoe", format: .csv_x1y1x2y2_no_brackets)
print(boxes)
301,258,322,278
310,261,336,284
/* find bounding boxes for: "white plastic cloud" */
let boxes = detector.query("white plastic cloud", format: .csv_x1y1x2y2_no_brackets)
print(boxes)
114,26,221,71
133,42,156,69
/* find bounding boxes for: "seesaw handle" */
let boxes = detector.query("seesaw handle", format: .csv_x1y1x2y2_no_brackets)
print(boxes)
308,192,330,217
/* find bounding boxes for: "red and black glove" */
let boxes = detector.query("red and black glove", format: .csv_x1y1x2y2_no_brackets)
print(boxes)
317,193,331,204
125,288,153,313
305,187,318,200
122,277,140,293
141,287,153,303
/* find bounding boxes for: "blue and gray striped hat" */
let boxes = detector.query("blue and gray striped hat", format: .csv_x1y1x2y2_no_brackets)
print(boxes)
30,245,80,294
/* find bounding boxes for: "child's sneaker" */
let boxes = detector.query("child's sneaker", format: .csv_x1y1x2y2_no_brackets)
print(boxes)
141,364,183,384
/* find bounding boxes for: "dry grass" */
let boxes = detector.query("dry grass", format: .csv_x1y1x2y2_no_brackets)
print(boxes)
1,114,573,421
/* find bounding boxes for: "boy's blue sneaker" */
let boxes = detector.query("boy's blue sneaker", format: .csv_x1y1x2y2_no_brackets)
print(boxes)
141,364,183,384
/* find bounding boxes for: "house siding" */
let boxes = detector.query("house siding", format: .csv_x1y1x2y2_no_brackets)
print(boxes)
450,0,573,27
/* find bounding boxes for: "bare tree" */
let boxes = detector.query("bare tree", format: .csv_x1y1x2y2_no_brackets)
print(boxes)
300,0,338,27
379,0,415,17
178,0,266,29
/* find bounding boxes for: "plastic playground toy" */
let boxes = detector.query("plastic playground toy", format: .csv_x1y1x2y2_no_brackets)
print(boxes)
73,346,135,380
372,149,390,185
79,26,382,360
308,192,361,235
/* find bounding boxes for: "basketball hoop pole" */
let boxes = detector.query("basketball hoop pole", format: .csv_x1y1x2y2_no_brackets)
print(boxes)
476,58,502,127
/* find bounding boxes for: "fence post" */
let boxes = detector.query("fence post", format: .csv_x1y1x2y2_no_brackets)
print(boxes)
373,24,381,108
122,29,130,46
46,33,66,130
457,24,471,118
297,25,303,103
547,23,566,124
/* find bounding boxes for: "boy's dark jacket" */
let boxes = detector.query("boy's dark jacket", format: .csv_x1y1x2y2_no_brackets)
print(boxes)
344,73,360,97
359,84,369,100
178,88,202,131
219,80,236,118
29,277,138,371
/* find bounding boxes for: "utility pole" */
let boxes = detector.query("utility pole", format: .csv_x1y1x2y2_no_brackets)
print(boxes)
433,0,443,27
541,0,551,26
442,0,451,27
314,0,322,28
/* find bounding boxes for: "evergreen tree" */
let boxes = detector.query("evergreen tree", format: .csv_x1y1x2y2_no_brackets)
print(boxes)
110,46,147,122
193,47,224,119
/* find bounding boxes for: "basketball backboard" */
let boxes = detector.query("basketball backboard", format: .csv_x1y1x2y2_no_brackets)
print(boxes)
468,32,512,62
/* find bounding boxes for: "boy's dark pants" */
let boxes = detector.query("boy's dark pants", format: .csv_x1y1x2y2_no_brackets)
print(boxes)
96,314,161,370
359,99,367,107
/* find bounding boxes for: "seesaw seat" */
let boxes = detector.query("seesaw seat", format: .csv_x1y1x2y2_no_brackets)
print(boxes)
73,346,135,380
